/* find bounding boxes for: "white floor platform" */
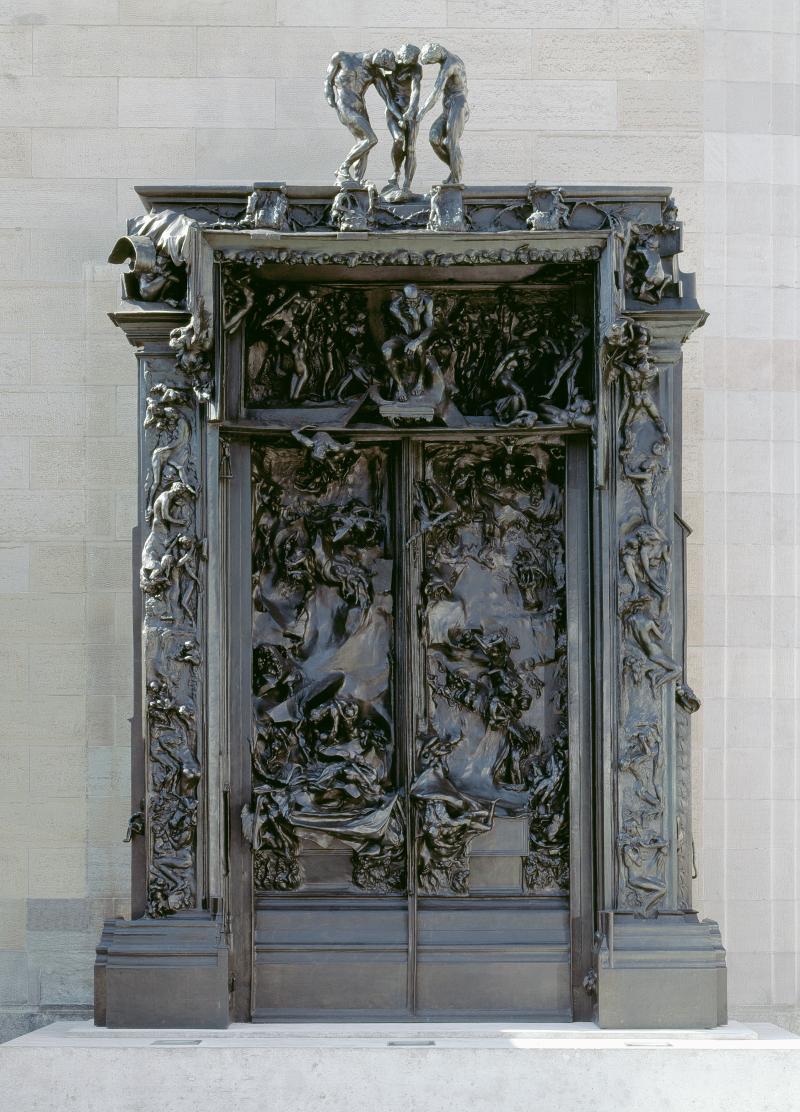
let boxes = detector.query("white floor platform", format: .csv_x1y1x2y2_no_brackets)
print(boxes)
3,1020,800,1112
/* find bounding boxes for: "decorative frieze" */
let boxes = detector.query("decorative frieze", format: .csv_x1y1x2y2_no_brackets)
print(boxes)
217,242,602,271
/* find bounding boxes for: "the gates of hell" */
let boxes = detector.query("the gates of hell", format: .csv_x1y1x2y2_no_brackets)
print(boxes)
95,179,726,1030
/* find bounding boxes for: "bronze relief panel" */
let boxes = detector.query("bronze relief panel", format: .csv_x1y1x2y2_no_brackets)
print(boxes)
245,428,571,906
415,438,568,897
229,271,594,433
245,437,402,894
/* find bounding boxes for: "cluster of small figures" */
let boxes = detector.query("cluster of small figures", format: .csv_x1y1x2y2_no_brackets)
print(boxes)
325,43,468,199
246,678,405,894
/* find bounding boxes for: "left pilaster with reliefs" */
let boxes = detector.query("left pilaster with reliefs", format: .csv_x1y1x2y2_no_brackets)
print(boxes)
94,304,228,1029
140,346,205,916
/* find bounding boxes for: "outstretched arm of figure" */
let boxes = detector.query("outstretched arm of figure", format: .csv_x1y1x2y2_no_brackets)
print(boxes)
374,74,403,121
291,427,316,451
223,286,255,334
262,290,299,324
405,70,422,121
324,55,341,107
417,64,447,121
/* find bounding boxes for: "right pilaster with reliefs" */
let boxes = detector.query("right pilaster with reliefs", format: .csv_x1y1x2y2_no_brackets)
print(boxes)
595,311,726,1029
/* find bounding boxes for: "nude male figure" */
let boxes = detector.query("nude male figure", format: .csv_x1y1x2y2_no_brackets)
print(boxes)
382,43,423,201
324,48,396,185
490,349,530,424
381,284,437,401
259,289,311,400
543,316,589,402
417,43,469,185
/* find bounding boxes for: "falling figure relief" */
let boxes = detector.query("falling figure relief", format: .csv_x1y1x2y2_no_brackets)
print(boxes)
414,440,570,895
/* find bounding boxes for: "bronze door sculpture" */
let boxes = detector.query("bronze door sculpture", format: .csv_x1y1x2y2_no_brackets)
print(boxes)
98,174,725,1031
246,432,586,1019
227,271,597,1020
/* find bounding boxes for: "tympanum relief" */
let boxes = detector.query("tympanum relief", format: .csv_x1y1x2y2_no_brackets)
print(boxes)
222,264,595,433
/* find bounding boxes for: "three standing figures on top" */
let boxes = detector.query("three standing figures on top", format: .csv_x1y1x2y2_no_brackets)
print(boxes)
324,43,469,200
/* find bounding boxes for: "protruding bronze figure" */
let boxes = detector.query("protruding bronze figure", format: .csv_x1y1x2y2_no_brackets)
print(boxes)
324,48,396,185
325,42,469,193
381,284,437,401
382,43,423,202
417,43,469,185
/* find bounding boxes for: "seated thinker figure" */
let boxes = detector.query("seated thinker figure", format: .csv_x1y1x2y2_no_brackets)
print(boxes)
381,284,439,402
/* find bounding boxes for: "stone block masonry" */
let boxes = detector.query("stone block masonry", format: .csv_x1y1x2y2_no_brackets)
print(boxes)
0,0,797,1038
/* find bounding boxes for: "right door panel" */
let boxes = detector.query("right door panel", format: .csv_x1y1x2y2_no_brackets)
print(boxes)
412,436,571,1018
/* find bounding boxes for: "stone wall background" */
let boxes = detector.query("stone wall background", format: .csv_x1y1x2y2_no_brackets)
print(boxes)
695,1,799,1031
0,0,796,1038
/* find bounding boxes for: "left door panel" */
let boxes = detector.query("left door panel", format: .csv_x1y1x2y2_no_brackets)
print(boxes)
247,437,408,1019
